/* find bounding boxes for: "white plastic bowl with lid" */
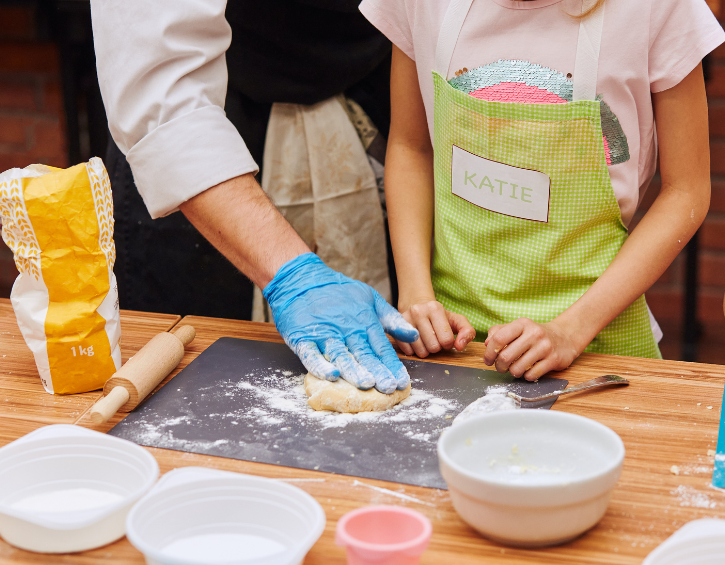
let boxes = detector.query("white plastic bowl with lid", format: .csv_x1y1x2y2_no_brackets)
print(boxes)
0,424,159,552
126,467,326,565
437,410,624,547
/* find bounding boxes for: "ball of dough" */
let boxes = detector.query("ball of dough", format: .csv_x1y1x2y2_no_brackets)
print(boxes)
304,373,411,413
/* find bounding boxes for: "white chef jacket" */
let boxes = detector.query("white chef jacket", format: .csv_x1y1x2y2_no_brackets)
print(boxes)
90,0,258,219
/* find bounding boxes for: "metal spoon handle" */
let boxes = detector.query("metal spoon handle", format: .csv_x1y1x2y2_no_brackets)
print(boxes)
507,375,629,403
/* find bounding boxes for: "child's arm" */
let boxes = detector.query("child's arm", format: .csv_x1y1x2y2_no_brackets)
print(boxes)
485,63,711,379
387,46,476,358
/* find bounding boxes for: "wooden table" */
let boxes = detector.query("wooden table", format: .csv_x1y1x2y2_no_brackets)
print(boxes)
0,299,180,446
0,298,724,563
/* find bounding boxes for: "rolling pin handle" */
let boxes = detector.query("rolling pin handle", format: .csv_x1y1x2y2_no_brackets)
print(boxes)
171,325,196,347
89,386,130,425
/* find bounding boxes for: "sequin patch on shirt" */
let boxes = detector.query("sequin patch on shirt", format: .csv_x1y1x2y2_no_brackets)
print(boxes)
449,60,630,166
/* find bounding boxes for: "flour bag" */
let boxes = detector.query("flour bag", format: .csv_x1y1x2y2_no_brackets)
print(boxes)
0,158,121,394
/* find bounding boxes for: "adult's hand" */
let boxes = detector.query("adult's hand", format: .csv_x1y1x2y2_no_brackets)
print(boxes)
264,253,419,394
179,176,417,392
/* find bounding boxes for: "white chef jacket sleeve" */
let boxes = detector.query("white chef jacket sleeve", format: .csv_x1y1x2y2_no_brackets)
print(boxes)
90,0,258,219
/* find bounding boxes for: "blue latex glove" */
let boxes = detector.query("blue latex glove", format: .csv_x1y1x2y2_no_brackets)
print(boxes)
263,253,419,394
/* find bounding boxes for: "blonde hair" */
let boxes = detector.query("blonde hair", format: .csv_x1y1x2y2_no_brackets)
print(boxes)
515,0,606,19
573,0,606,19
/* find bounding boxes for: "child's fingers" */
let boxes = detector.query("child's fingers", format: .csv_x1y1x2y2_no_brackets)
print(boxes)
494,335,533,374
454,334,475,351
409,303,448,352
396,338,414,357
508,342,549,379
410,335,431,358
448,311,476,350
522,357,558,381
484,320,525,366
414,315,442,354
395,310,418,357
429,307,455,349
484,324,502,346
495,319,552,374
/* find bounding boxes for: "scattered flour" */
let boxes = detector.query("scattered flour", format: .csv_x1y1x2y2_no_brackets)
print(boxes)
407,432,432,442
122,372,461,453
351,479,435,507
241,373,460,432
452,385,518,425
671,485,717,509
487,444,561,479
669,453,718,477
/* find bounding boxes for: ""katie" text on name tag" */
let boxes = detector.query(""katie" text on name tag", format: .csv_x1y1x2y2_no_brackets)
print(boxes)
451,145,550,222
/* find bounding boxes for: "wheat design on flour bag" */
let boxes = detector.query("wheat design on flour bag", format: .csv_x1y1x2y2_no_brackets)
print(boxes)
0,158,121,394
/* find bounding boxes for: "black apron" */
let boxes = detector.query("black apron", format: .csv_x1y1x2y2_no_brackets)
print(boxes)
108,0,393,318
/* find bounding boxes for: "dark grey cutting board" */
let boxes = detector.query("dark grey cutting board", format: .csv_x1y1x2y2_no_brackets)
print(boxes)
109,337,567,489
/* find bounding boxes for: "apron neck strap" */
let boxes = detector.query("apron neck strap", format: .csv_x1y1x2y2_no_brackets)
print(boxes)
572,0,605,101
433,0,605,102
434,0,475,81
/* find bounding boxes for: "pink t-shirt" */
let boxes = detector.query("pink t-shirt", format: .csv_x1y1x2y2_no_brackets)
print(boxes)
359,0,724,227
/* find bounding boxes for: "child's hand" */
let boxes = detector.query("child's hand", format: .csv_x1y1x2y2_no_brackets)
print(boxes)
483,318,581,381
397,300,476,358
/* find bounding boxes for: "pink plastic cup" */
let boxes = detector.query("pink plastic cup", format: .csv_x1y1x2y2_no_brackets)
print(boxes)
335,505,433,565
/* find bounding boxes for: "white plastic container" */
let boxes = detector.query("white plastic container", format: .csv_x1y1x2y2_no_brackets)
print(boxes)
437,410,624,548
0,424,159,552
643,519,725,565
126,467,326,565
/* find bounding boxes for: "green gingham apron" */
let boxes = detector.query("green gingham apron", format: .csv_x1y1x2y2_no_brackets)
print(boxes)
430,0,660,358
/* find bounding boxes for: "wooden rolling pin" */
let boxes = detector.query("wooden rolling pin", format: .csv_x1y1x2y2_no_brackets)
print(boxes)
89,325,196,424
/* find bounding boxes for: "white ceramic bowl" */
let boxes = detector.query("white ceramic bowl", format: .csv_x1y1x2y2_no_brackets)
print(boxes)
126,467,326,565
437,410,624,547
0,424,159,553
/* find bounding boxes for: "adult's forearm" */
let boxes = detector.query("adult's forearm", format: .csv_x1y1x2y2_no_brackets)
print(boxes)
92,0,260,219
179,173,310,288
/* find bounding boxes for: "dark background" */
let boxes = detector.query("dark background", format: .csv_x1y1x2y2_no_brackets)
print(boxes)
1,0,724,363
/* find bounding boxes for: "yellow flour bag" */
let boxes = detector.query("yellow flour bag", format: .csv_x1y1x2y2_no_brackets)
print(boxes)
0,158,121,394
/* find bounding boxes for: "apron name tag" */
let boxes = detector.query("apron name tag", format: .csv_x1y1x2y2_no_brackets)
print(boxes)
451,146,551,222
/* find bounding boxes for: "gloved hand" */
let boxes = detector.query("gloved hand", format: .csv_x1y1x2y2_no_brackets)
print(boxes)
263,253,419,394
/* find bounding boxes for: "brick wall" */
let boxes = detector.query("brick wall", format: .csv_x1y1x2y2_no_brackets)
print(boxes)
0,6,66,171
703,39,725,322
0,4,66,297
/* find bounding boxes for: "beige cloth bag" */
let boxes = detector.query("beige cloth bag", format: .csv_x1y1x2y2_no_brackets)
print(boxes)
252,96,391,321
